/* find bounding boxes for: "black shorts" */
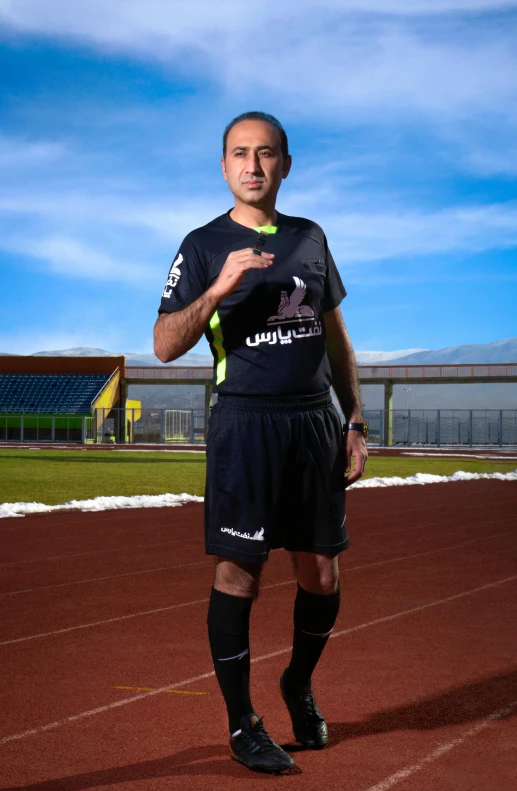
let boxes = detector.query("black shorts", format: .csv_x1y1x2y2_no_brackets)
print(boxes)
204,392,349,564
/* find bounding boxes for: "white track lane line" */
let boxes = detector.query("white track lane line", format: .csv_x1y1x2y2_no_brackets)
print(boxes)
0,445,206,453
0,558,212,597
1,493,510,566
0,529,512,642
1,574,516,746
401,452,517,460
115,448,205,453
2,525,510,598
366,510,510,538
248,529,514,595
346,494,515,523
363,701,517,791
0,537,203,567
0,597,210,646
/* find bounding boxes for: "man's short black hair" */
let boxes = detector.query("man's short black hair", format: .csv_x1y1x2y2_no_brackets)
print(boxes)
223,111,289,158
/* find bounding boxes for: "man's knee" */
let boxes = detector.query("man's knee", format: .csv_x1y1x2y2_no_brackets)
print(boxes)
317,571,339,596
292,552,339,596
310,568,339,596
214,557,262,598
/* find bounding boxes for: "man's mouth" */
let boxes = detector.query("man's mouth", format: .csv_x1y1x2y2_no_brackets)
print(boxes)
244,181,264,189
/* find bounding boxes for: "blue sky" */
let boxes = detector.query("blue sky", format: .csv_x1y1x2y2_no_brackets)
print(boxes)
1,0,516,358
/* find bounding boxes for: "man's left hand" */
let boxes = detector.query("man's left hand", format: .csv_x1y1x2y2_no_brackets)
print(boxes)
344,430,368,487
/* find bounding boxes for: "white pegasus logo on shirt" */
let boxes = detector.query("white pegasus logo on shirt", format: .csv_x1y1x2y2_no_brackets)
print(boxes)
162,253,184,299
245,275,321,347
267,277,315,323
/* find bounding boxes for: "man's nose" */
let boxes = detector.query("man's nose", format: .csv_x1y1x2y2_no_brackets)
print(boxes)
246,152,263,174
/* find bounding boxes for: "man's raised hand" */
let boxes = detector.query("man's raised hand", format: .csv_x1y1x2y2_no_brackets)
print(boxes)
211,248,274,301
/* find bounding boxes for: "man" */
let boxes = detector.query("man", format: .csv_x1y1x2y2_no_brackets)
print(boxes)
154,111,368,774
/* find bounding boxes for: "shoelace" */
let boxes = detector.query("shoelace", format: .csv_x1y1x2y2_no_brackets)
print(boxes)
245,719,281,754
300,689,321,721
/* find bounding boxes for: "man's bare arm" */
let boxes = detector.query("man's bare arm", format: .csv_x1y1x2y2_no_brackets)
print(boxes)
324,306,367,485
324,307,362,421
154,288,220,363
154,246,275,363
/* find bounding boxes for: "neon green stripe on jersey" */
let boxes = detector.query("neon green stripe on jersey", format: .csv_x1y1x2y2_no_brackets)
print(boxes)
209,229,276,385
209,310,226,385
254,225,278,234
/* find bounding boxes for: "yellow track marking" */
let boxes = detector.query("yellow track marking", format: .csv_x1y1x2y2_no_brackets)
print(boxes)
115,685,206,696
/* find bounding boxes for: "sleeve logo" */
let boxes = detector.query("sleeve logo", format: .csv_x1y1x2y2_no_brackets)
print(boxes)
162,253,184,299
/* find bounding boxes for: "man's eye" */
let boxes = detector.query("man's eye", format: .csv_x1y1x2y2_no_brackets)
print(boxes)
260,151,272,157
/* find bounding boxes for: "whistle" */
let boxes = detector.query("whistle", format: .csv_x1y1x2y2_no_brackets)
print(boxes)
252,232,269,256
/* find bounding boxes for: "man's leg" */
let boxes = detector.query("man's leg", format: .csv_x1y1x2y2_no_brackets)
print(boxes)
279,551,340,749
207,558,261,735
285,551,340,691
204,398,297,772
208,556,295,773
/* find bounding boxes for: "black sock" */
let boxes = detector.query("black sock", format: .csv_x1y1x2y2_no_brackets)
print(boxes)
207,587,254,734
285,583,341,693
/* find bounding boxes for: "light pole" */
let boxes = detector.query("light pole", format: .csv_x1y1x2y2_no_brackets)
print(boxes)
403,388,411,415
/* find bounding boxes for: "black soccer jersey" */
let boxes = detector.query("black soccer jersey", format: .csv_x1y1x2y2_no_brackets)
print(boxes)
158,211,346,396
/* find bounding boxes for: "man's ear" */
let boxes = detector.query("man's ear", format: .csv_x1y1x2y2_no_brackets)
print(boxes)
221,156,228,182
282,155,292,179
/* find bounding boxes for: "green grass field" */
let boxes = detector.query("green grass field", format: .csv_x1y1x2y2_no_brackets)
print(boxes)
0,448,515,506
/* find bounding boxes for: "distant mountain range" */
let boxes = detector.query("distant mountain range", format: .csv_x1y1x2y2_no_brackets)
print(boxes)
28,337,517,366
3,339,515,409
382,337,517,366
31,347,213,367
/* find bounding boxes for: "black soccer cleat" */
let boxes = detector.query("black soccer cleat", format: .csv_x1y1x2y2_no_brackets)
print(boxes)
229,713,296,774
279,669,329,749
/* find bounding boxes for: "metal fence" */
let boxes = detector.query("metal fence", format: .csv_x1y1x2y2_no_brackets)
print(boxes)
0,415,85,443
90,407,208,444
2,407,516,447
357,409,517,447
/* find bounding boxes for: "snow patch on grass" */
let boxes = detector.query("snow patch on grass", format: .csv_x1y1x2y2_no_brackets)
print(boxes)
349,469,517,488
2,470,516,518
0,493,203,519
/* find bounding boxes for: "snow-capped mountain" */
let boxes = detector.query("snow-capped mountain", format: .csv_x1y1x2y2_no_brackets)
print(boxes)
33,348,213,367
30,337,517,366
381,338,517,366
4,339,516,409
354,349,428,364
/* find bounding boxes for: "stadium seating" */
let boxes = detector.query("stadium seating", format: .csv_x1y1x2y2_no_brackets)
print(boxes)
0,373,111,414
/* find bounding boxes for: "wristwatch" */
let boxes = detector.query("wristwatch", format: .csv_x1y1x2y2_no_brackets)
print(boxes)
346,422,369,438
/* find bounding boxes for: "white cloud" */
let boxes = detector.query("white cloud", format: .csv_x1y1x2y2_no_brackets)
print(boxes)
325,1,517,10
1,1,516,124
0,191,224,242
3,185,517,277
2,2,517,187
2,0,517,41
3,233,160,282
1,134,517,285
324,202,517,264
438,116,517,176
0,135,66,168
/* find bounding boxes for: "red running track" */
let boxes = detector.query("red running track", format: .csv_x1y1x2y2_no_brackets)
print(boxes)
1,479,516,790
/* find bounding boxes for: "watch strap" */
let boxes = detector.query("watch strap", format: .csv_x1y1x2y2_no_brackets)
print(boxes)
347,421,369,437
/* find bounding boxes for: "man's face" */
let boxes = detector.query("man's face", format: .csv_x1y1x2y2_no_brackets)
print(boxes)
222,119,291,207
